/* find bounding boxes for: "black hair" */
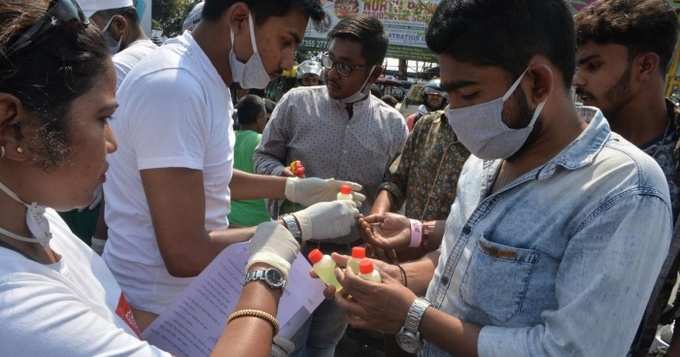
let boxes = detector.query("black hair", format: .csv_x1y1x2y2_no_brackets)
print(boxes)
426,0,576,88
203,0,327,29
0,1,110,169
328,15,388,67
575,0,679,74
236,94,265,125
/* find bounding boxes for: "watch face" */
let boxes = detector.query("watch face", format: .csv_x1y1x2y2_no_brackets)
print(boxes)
265,269,285,288
396,330,420,354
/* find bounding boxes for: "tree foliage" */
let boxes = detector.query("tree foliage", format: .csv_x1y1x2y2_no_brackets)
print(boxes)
152,0,201,36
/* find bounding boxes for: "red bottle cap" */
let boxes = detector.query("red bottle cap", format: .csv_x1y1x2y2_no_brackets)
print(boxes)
359,259,374,274
308,249,323,264
339,184,353,195
351,246,366,259
295,166,305,177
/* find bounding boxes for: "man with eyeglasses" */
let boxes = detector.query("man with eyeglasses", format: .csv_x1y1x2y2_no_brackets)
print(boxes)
254,15,408,357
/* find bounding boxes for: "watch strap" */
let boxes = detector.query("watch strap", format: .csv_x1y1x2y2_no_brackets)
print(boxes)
404,297,431,333
281,214,302,243
245,268,286,289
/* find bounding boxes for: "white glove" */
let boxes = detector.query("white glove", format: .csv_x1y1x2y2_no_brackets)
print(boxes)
246,221,300,279
284,177,366,207
292,201,359,241
271,336,295,357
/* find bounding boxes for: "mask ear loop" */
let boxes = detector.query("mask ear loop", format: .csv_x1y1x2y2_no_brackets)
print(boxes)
247,13,259,55
502,68,529,102
358,65,377,93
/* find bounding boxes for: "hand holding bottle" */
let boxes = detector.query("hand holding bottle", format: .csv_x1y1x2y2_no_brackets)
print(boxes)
285,177,366,207
292,200,360,241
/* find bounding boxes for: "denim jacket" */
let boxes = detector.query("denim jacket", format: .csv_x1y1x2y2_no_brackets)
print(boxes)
422,108,672,357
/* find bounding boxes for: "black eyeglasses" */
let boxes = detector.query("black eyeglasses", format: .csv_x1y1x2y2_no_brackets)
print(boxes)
6,0,89,55
321,53,367,78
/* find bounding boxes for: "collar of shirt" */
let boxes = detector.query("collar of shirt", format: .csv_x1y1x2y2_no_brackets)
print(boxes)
503,107,609,179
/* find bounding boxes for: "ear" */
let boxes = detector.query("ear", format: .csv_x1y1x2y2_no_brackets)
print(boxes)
110,15,128,41
226,2,250,37
0,94,29,162
525,60,554,107
635,52,660,82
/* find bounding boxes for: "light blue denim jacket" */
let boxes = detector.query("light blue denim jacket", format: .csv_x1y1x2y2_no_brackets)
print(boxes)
422,108,672,357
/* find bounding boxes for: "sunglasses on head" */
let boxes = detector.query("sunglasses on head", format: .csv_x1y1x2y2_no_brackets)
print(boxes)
6,0,89,55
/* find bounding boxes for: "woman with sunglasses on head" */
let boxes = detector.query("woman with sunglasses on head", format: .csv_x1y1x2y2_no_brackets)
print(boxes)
0,1,324,356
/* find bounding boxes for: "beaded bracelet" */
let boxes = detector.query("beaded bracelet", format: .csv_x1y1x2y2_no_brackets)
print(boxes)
228,309,280,335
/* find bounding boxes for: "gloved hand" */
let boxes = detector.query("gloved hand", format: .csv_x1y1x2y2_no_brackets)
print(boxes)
271,336,295,357
292,200,359,241
246,221,300,279
284,177,366,207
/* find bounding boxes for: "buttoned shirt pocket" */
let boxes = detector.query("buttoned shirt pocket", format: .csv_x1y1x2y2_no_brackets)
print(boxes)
459,234,539,323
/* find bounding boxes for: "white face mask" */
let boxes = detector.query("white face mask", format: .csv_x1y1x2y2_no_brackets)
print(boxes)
229,13,271,89
0,180,52,249
446,68,547,160
102,16,122,55
338,65,376,105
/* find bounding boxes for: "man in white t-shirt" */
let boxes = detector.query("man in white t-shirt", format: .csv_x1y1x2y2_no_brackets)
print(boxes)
103,0,361,329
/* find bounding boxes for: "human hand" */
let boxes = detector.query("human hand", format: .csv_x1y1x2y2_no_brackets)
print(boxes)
359,213,412,250
319,253,404,299
333,265,416,334
280,167,296,177
246,222,299,278
292,201,360,241
285,177,366,207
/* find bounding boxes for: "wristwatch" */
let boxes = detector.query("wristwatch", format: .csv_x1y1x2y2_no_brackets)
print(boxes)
244,268,287,290
281,214,303,243
395,297,431,353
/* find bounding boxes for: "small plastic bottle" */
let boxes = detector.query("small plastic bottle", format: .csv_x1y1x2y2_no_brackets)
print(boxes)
308,249,342,291
348,246,366,274
337,184,353,201
289,160,305,178
358,259,382,283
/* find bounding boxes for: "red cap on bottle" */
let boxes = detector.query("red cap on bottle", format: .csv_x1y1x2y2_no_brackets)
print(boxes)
308,249,323,264
351,246,366,259
359,259,374,274
339,184,353,195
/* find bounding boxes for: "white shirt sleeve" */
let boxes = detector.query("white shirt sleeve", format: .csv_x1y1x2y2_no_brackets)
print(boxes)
0,273,171,357
125,69,209,172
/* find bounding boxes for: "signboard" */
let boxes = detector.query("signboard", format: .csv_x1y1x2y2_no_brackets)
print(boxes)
303,0,441,62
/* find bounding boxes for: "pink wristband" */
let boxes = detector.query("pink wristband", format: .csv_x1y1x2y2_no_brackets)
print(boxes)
409,219,423,248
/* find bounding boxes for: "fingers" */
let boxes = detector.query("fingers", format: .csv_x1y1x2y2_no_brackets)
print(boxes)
335,289,370,317
363,214,386,224
337,266,377,299
330,253,350,268
352,192,367,204
323,284,336,299
280,168,296,177
339,180,363,192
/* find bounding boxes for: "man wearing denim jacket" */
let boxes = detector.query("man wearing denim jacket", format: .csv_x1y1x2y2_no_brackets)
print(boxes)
328,1,673,356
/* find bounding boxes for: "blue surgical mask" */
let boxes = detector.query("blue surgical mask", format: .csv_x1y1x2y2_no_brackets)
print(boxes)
446,68,547,160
